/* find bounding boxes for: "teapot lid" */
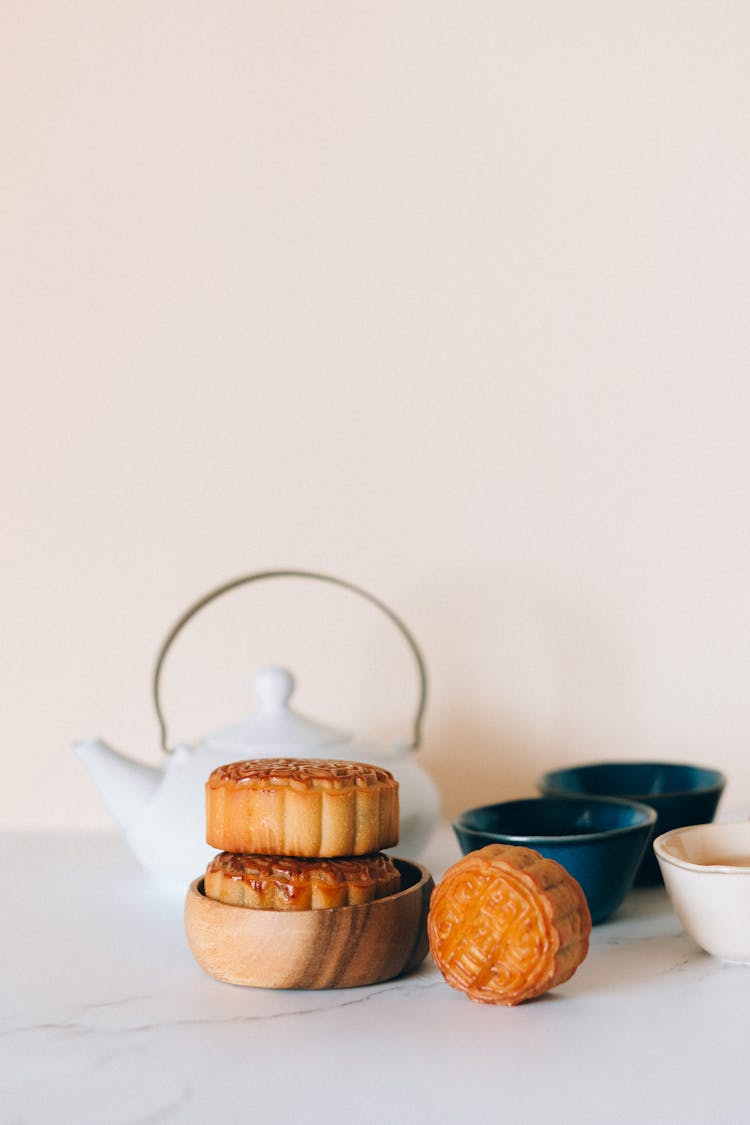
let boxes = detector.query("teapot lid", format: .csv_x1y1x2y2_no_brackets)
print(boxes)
204,665,351,756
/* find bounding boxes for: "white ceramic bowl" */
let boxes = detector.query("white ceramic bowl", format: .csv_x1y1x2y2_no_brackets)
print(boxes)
654,821,750,963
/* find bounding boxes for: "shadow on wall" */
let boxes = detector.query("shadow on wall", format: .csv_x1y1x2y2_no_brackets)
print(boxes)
404,567,638,821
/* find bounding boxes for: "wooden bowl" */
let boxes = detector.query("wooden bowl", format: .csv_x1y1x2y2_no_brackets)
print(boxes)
184,857,434,989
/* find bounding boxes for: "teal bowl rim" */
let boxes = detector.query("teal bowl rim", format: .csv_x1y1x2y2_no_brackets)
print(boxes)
453,794,657,847
538,760,726,802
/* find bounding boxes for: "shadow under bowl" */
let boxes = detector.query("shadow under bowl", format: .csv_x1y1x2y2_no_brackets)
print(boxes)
654,821,750,963
538,761,725,886
452,795,657,925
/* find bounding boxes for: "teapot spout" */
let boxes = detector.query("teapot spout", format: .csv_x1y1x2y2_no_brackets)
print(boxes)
73,738,161,831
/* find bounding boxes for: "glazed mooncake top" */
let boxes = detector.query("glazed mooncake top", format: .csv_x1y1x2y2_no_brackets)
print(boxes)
207,757,397,791
206,850,399,886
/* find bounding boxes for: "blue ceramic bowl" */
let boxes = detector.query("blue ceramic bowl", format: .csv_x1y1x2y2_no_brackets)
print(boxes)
538,762,726,886
452,795,657,925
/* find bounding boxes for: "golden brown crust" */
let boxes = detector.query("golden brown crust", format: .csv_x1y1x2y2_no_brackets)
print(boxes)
204,851,401,910
427,844,591,1006
205,758,399,857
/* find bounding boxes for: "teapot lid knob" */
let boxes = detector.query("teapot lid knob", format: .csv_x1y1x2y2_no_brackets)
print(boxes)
254,666,295,710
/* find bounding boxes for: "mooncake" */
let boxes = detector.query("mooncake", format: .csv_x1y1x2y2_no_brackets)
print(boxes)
205,758,399,857
204,851,401,910
427,844,591,1005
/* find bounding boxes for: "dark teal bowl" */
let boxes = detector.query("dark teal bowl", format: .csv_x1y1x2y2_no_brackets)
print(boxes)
452,795,657,925
538,762,726,886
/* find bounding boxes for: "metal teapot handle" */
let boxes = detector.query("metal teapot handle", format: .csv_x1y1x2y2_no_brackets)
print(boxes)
152,568,428,755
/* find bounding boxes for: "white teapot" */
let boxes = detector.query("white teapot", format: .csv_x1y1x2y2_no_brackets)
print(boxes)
74,570,442,888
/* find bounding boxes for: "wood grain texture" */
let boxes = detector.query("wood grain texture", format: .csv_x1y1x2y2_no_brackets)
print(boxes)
184,858,434,989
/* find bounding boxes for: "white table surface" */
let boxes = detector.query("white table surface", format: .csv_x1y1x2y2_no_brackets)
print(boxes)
2,823,747,1125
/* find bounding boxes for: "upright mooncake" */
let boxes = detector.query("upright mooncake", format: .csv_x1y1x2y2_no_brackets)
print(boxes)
427,844,591,1005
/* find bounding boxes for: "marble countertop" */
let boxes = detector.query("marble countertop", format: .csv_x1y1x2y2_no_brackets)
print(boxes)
2,824,747,1124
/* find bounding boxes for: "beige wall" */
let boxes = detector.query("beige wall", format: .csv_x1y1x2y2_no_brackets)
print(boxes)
3,2,750,831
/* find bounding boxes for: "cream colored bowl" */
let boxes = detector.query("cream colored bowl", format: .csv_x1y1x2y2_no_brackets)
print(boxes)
654,821,750,963
184,857,434,989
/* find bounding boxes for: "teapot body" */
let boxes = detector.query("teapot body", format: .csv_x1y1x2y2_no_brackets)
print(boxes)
126,743,232,888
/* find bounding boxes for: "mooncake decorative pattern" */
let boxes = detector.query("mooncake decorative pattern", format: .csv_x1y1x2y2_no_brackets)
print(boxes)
427,844,591,1005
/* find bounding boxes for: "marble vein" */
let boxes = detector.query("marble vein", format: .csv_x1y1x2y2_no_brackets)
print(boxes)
1,975,444,1043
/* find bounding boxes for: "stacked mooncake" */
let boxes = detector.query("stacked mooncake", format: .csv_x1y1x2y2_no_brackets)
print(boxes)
203,758,401,910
